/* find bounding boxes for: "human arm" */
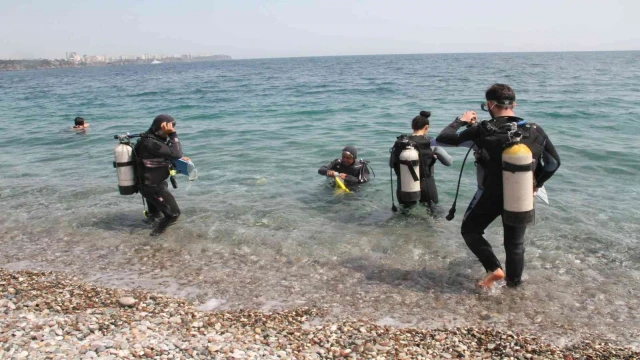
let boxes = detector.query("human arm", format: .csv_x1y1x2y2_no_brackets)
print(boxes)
435,111,481,146
341,165,368,185
432,146,453,166
534,127,561,188
318,160,339,176
146,124,183,160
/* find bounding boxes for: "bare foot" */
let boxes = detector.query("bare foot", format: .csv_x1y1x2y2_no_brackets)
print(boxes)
476,268,505,289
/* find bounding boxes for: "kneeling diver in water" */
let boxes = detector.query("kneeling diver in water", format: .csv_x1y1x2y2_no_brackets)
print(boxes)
134,114,190,236
318,146,372,190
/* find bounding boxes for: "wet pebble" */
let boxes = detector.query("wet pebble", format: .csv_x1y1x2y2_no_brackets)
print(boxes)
0,268,638,360
118,297,136,307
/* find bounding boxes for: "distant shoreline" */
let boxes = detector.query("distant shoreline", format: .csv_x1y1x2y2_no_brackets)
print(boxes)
0,55,232,72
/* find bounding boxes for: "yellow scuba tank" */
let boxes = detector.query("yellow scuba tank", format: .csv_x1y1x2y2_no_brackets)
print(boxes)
502,128,534,226
334,174,351,193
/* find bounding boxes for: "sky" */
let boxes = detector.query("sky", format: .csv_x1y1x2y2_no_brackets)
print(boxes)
1,0,638,59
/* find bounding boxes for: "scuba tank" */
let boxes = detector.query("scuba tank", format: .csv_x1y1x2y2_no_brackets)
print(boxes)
502,123,535,226
333,174,350,193
390,135,421,205
113,134,139,195
445,120,536,225
399,145,421,201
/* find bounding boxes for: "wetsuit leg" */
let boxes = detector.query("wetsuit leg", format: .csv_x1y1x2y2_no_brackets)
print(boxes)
144,201,161,220
397,188,417,214
139,181,181,235
503,223,526,287
461,189,503,273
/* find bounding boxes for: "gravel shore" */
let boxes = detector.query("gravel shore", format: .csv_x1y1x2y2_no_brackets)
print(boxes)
1,268,638,359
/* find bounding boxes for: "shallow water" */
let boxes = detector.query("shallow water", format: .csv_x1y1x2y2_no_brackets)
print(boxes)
1,52,639,348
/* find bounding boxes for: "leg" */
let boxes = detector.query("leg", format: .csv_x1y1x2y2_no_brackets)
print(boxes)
503,223,527,287
143,200,162,222
461,189,504,288
139,187,161,223
141,182,181,236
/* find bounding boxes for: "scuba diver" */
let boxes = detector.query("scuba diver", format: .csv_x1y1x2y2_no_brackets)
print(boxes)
436,84,561,289
389,111,452,212
318,146,372,190
133,114,190,236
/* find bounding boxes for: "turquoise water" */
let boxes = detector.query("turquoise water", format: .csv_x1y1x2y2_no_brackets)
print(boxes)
1,52,639,346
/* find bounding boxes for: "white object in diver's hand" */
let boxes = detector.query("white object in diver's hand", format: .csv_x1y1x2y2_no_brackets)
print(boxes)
534,185,549,205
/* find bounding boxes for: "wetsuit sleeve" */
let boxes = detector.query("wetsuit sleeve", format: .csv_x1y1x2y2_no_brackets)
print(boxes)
318,160,338,176
147,133,183,160
435,118,481,146
344,174,359,184
433,146,453,166
534,126,561,187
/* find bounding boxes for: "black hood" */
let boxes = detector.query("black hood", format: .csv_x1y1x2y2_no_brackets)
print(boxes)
148,114,176,133
342,145,358,159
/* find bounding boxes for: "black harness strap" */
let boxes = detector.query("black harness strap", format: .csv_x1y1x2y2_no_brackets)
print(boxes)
399,160,420,181
502,161,534,173
113,161,134,168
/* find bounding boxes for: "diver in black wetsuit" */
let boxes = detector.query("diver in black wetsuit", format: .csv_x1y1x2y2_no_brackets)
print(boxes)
436,84,561,288
134,114,189,236
318,146,370,189
390,111,452,211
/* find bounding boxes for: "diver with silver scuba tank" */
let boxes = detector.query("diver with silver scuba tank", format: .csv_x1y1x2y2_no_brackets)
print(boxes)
113,114,191,236
389,111,452,213
436,84,561,289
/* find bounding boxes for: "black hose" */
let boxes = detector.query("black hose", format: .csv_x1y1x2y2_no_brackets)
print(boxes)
446,147,473,221
390,167,397,212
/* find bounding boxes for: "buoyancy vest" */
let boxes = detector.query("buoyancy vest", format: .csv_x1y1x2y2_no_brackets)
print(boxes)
134,134,172,186
474,117,544,190
330,159,371,184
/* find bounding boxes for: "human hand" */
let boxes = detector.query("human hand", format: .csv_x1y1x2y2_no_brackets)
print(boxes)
459,111,477,124
327,170,335,177
161,122,176,134
181,156,191,162
339,173,347,180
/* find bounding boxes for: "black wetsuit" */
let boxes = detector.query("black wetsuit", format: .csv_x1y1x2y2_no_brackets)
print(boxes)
318,159,370,187
436,116,560,286
134,132,183,233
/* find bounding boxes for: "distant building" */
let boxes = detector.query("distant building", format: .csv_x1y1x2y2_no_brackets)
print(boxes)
66,52,82,63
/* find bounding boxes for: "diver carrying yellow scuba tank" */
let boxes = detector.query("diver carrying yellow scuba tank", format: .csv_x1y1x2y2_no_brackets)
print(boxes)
317,146,373,192
435,83,561,289
112,114,195,236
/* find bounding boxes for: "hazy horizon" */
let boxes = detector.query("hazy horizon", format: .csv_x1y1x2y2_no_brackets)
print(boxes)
3,49,640,62
1,0,638,60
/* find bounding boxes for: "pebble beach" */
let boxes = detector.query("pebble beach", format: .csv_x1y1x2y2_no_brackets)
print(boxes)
1,268,638,359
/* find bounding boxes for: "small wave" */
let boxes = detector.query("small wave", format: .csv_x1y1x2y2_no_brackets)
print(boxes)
130,91,164,97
